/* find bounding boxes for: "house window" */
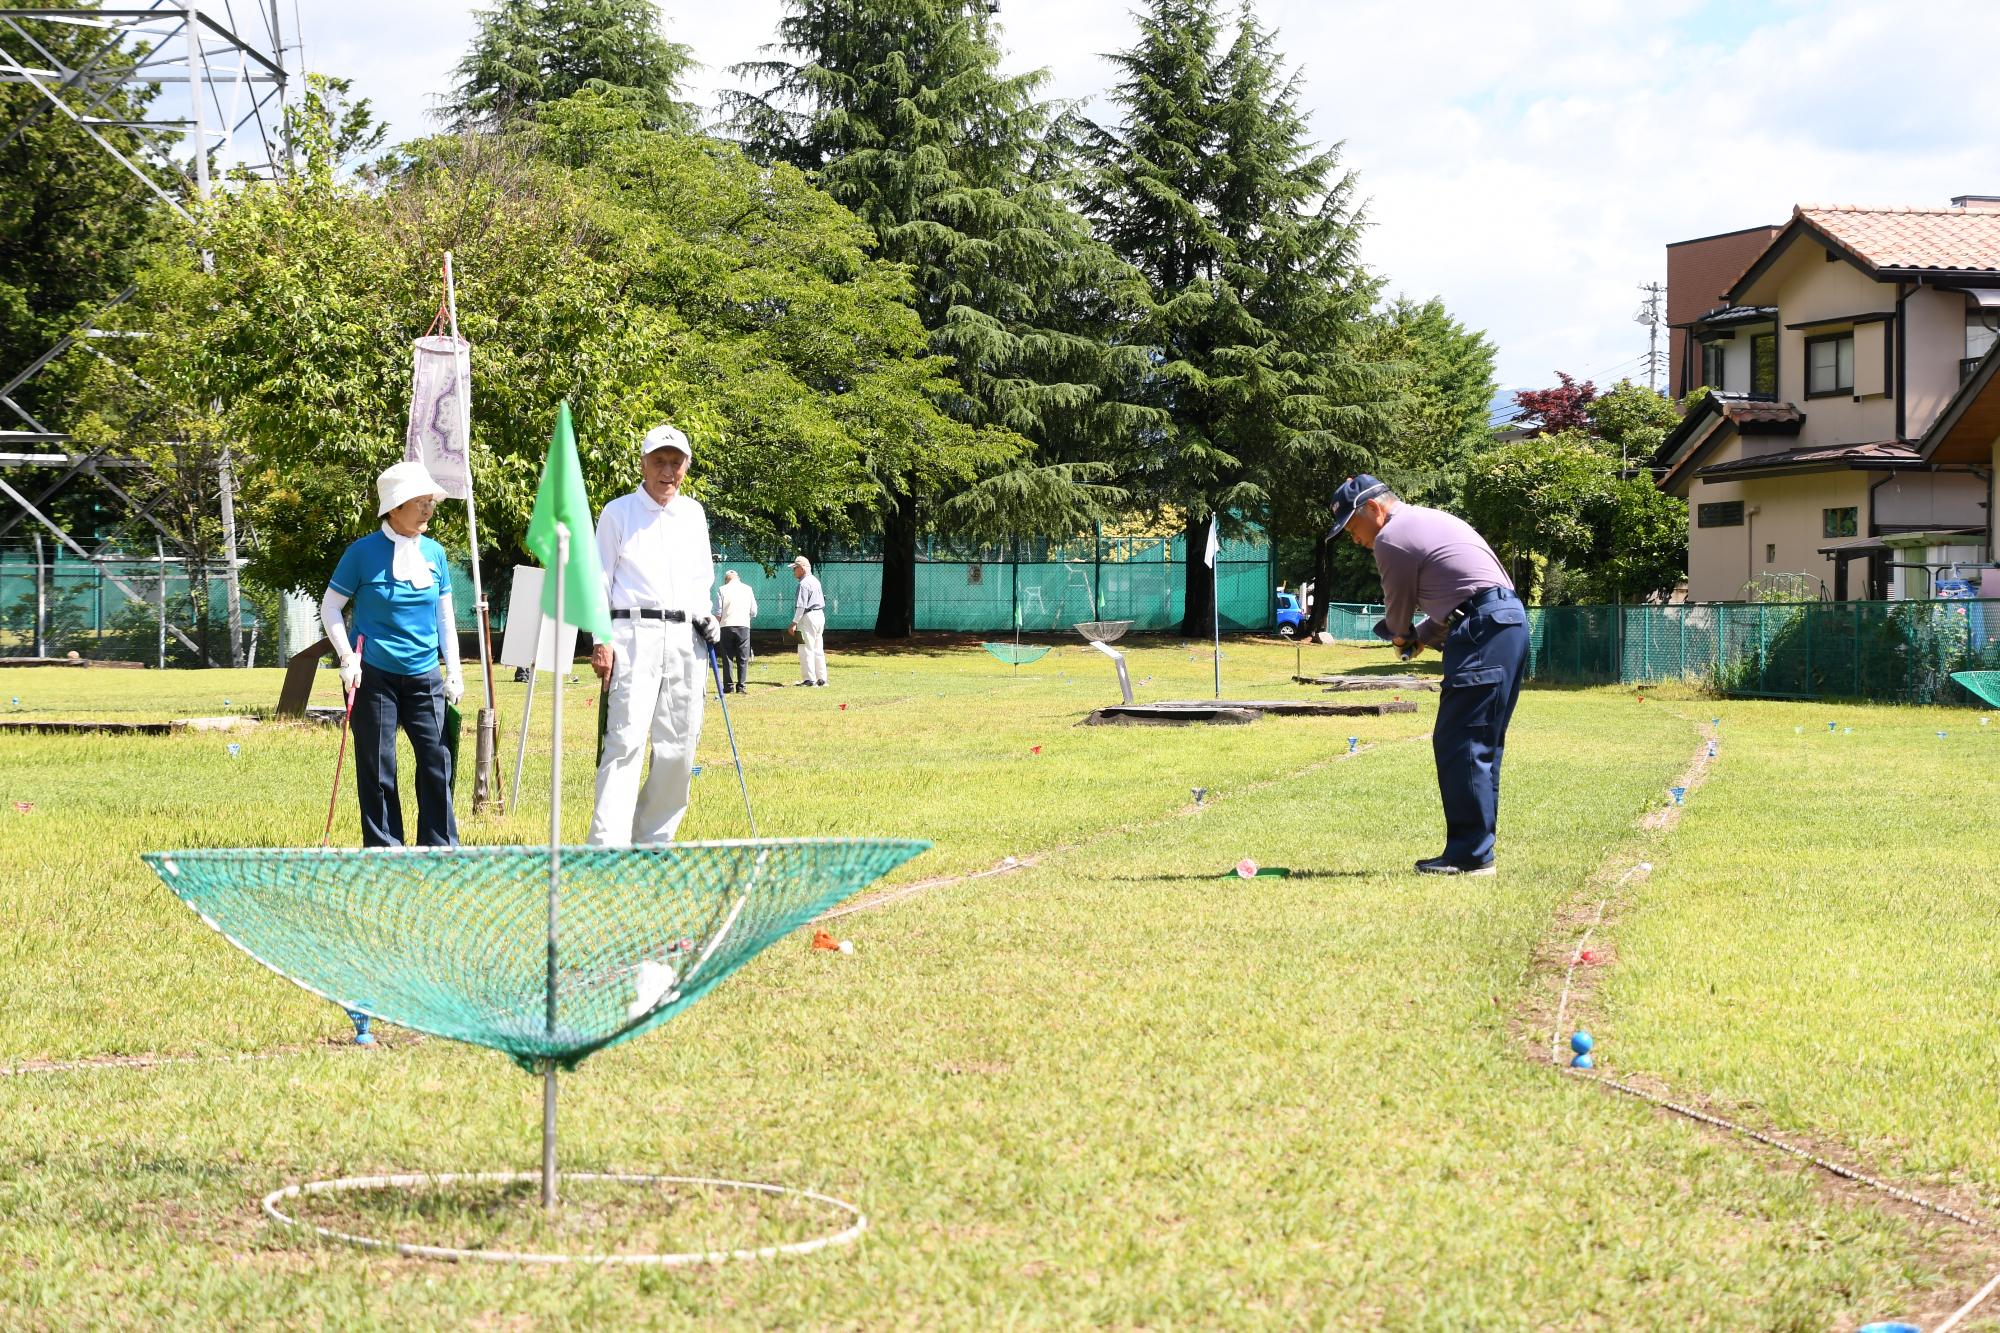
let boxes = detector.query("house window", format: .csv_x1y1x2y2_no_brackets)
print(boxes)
1697,501,1744,528
1765,543,1777,564
1969,308,2000,362
1701,342,1726,390
1806,332,1854,396
1823,506,1858,538
1750,333,1777,396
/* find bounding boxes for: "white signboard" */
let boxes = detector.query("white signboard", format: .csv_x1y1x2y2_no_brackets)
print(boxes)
499,565,580,672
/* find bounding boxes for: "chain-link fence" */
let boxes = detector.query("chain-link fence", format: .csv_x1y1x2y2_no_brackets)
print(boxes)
0,545,276,666
1526,599,2000,705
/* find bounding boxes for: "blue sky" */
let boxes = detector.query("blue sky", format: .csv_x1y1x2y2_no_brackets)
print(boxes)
301,0,2000,395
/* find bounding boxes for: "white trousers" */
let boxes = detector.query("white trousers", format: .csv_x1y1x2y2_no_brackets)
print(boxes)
795,609,826,683
588,619,704,846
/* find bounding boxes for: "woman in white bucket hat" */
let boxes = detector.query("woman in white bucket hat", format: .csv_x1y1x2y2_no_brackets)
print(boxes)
319,459,463,855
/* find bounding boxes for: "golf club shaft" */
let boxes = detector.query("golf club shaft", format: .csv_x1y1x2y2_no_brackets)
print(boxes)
320,635,363,847
706,640,757,838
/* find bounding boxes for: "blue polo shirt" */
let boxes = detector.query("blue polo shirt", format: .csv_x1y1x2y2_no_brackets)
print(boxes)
329,531,453,677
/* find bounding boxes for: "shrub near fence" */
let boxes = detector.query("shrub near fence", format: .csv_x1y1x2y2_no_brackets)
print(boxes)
1525,600,2000,705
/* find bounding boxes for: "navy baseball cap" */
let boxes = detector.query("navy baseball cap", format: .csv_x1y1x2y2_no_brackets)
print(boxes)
1328,474,1391,537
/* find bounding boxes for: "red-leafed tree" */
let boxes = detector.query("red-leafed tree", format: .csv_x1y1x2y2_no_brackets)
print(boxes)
1513,372,1596,435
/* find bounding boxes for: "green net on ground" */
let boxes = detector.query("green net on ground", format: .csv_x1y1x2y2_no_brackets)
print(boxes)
981,643,1051,665
141,840,928,1072
1953,671,2000,709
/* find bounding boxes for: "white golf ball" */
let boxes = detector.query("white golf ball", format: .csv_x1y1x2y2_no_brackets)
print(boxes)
838,940,854,955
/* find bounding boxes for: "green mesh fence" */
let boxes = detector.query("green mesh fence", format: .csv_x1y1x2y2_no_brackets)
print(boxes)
142,839,928,1071
1525,600,2000,705
1320,602,1387,642
0,547,273,664
712,533,1275,635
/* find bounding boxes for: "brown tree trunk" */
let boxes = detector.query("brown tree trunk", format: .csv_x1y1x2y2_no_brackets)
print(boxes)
1179,511,1214,639
874,486,917,639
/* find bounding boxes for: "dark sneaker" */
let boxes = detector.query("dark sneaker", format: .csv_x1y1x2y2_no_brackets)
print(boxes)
1414,855,1495,877
814,680,828,687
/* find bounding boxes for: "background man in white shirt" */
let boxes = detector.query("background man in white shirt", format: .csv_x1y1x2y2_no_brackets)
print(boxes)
789,555,827,686
714,569,758,694
586,425,719,845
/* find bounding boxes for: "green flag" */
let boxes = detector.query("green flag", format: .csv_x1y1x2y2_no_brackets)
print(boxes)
523,401,611,641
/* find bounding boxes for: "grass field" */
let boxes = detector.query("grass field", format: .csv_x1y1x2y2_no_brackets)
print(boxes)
2,638,1997,1329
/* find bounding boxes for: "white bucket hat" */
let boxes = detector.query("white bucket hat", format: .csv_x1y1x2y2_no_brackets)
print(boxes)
642,424,692,459
376,459,448,516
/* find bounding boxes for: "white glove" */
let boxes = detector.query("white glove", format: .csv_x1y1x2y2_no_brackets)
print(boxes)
338,655,362,696
694,614,722,646
444,671,464,705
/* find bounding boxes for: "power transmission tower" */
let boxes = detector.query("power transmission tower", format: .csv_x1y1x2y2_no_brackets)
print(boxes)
0,3,291,666
1634,281,1665,395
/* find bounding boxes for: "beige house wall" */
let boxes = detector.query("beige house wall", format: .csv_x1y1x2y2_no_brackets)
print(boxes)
1740,244,1896,448
1904,286,1968,437
1682,424,1871,600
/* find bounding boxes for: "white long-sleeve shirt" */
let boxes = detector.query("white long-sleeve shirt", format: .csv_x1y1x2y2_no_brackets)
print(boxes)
594,486,714,617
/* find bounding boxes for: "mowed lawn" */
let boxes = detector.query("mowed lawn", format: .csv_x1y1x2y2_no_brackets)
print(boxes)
0,641,1995,1329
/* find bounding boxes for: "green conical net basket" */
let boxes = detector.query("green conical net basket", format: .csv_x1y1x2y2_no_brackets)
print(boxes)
141,840,928,1072
1952,671,2000,709
982,643,1051,665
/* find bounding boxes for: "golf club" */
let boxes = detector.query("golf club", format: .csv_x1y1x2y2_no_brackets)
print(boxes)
706,639,757,837
320,635,363,848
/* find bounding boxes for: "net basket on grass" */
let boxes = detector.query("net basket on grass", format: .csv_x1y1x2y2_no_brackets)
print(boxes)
981,642,1051,666
141,840,928,1072
1072,620,1132,644
1953,671,2000,709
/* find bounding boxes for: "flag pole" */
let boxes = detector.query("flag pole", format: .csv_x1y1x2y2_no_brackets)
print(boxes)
444,251,503,813
1210,516,1222,700
541,523,568,1210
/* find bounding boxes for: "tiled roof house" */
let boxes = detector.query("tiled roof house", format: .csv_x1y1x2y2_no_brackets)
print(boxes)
1653,198,1999,601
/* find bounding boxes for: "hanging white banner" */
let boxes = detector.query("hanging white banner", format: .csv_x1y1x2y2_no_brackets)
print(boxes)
405,334,472,500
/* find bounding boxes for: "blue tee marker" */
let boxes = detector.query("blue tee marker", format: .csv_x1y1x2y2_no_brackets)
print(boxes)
1570,1031,1594,1069
226,743,240,759
1347,736,1359,754
1668,786,1685,805
1191,787,1207,806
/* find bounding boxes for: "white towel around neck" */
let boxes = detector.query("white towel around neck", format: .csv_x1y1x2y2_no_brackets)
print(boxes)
380,522,434,589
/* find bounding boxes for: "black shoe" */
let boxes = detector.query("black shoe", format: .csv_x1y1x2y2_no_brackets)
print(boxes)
814,680,828,687
734,687,748,695
1414,855,1495,877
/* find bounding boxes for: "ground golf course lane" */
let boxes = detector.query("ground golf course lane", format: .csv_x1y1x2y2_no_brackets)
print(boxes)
0,647,1990,1329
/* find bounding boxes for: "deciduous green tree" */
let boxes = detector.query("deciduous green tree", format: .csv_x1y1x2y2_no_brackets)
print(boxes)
87,92,974,602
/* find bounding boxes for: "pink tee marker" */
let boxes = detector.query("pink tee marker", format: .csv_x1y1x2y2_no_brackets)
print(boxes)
1235,858,1258,879
1030,745,1042,755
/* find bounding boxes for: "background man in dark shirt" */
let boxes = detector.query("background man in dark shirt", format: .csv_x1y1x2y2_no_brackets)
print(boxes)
1328,474,1528,875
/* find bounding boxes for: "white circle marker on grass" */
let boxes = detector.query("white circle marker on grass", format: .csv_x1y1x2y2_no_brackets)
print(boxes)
260,1171,867,1266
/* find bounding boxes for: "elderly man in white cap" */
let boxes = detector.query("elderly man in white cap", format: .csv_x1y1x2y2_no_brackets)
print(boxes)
586,425,720,846
788,555,827,686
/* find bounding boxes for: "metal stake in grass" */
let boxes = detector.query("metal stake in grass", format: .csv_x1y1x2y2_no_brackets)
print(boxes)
544,528,569,1210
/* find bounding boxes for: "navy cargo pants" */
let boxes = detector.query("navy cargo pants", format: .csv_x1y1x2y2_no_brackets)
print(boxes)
1433,587,1528,868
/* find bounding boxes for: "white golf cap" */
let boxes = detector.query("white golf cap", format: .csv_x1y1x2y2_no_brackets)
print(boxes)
790,555,811,572
642,424,692,458
376,459,448,516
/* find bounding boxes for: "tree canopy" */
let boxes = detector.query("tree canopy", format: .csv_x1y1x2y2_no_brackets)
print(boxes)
1083,0,1392,634
448,0,695,131
85,91,975,598
728,0,1150,636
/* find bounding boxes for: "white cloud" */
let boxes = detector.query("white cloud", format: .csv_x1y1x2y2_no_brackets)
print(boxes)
299,0,2000,392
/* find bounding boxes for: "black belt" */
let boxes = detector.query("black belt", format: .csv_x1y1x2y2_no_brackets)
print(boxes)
1442,586,1514,633
610,608,687,622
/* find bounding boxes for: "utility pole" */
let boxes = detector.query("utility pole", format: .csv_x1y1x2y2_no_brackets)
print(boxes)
1635,282,1666,395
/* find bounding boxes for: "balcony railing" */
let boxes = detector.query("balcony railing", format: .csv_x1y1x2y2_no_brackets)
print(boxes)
1964,357,1985,382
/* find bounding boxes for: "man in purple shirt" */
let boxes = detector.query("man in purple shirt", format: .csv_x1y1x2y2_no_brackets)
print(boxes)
1328,474,1528,875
